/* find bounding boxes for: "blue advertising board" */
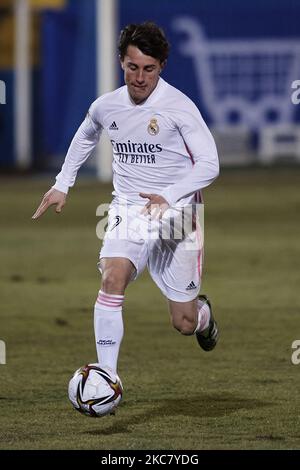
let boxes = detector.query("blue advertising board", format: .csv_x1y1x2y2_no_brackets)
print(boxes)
1,0,300,168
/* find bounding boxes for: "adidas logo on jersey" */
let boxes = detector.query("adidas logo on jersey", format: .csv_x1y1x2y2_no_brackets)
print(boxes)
109,121,118,130
186,281,197,290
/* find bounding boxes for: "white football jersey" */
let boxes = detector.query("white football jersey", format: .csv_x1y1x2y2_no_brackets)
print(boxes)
53,77,219,206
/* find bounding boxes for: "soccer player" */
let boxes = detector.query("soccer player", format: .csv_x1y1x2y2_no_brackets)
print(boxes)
32,22,220,375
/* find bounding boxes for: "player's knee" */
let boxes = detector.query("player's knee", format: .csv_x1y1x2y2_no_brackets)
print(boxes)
172,316,195,336
101,268,127,293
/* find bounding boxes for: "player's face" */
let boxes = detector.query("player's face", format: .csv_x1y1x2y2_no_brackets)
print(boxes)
121,45,164,104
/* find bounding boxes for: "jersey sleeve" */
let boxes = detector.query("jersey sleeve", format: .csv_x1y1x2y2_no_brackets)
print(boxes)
52,102,103,194
159,101,219,206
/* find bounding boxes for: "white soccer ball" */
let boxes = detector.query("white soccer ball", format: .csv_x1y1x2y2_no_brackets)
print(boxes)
68,363,123,417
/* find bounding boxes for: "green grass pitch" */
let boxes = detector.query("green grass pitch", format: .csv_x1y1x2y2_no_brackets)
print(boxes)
0,168,300,450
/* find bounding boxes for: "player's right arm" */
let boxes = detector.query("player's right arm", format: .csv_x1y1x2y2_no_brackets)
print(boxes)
32,188,66,219
32,101,102,219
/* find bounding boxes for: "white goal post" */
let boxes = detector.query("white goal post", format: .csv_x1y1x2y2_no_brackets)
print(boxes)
14,0,32,170
14,0,117,179
96,0,118,182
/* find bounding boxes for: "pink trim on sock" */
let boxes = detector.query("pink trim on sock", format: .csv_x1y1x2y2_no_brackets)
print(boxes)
96,291,124,308
99,290,124,300
97,299,123,308
98,297,123,305
194,301,210,334
198,307,209,331
97,295,123,305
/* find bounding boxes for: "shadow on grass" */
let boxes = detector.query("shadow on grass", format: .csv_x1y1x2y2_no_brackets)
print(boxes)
84,391,271,436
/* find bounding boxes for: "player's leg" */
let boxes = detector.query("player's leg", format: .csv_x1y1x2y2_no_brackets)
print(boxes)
168,297,198,335
94,199,149,373
99,256,135,294
148,219,219,351
94,257,135,374
95,231,148,374
168,295,219,351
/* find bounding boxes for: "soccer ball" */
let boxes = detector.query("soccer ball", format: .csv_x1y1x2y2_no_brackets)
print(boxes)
68,363,123,417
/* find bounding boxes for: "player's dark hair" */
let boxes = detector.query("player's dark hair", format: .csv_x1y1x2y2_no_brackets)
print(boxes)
118,22,170,64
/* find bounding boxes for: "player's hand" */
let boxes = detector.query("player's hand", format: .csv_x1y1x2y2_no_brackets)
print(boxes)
140,193,169,219
32,188,67,220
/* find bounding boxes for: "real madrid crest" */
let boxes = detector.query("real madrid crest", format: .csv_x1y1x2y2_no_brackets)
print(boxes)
147,118,159,136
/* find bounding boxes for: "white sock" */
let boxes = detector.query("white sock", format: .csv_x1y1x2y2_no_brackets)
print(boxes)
94,290,124,374
194,299,210,334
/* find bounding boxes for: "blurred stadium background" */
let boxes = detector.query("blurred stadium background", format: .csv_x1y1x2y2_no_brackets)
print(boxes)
1,0,300,451
1,0,300,172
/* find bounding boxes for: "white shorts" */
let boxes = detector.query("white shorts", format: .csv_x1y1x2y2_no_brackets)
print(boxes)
99,201,204,302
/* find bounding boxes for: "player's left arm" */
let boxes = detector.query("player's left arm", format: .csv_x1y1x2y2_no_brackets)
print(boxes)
139,193,169,219
159,104,219,207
